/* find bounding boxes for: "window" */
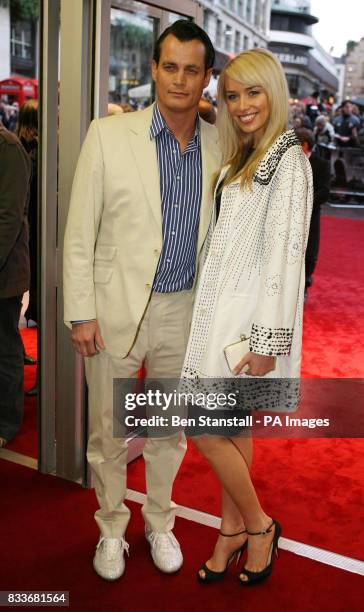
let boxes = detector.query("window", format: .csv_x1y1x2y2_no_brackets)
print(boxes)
244,35,249,50
216,19,222,47
109,8,155,104
286,73,300,96
225,25,232,52
246,0,252,22
203,9,209,31
229,0,235,12
270,14,306,33
235,31,241,54
11,22,33,60
10,17,36,77
238,0,243,17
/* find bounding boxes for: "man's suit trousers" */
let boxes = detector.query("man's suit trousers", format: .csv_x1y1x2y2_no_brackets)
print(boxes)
85,290,193,537
0,296,24,442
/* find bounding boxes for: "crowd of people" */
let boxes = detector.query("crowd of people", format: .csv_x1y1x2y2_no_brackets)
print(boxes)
289,98,364,148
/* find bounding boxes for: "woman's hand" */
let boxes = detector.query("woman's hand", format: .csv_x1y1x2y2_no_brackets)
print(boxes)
234,351,276,376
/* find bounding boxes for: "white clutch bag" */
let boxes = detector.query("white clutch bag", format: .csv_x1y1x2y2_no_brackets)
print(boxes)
224,334,251,374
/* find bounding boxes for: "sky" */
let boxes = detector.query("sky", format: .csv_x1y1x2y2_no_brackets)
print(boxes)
310,0,364,57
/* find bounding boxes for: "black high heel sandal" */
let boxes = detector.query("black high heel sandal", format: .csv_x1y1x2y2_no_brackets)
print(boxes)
197,529,248,584
239,519,281,586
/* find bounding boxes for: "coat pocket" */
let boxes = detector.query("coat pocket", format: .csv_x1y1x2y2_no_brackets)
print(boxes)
94,266,113,284
94,245,117,262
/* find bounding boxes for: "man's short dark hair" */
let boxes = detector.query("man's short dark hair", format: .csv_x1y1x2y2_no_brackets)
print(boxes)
153,19,215,72
295,127,315,150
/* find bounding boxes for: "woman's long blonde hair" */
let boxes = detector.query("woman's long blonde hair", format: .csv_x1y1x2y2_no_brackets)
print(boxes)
215,48,289,190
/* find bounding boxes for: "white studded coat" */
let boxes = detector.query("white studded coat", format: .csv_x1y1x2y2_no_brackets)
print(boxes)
182,130,313,382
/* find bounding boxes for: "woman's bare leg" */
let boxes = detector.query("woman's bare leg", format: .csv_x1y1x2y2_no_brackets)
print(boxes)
199,485,247,577
193,434,276,578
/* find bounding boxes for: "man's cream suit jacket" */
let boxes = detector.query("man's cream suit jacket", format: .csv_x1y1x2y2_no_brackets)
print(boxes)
63,103,221,357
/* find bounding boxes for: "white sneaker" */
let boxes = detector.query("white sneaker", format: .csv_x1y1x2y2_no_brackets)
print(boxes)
145,528,183,573
93,536,129,581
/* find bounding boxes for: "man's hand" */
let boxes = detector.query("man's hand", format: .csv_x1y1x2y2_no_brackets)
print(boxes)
234,351,276,376
71,321,105,357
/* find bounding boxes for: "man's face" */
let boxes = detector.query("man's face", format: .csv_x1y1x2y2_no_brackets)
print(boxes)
151,34,212,115
342,102,352,115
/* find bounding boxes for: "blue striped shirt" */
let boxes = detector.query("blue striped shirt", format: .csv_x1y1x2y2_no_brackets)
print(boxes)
150,104,202,292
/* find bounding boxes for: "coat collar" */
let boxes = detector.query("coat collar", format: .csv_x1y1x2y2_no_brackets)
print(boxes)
215,129,300,191
253,129,300,185
149,102,200,147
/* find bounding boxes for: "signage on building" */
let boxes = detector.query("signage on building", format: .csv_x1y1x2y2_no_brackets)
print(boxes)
277,53,308,66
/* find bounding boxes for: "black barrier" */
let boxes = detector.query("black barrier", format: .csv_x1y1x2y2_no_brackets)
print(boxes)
317,143,364,204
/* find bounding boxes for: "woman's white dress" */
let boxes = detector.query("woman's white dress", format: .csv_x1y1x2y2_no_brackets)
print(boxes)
181,130,313,412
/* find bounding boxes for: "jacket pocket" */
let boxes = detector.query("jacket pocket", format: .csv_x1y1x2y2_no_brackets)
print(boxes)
94,245,117,262
94,266,113,284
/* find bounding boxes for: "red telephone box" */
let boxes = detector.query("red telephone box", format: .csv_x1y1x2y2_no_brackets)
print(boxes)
0,77,38,105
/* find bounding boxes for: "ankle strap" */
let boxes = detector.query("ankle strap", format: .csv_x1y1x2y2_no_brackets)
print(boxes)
220,528,246,537
246,520,274,536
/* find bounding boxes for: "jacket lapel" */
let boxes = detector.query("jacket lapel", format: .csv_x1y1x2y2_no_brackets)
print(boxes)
127,104,162,231
127,106,219,254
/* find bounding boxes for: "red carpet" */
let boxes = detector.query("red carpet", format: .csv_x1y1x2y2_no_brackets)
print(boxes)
1,459,363,612
301,216,364,378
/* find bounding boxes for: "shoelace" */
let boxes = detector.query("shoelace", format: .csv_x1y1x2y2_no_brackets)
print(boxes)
96,537,130,561
149,531,179,552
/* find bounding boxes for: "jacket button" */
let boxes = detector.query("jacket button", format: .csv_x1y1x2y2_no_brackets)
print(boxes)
146,283,151,288
154,249,159,255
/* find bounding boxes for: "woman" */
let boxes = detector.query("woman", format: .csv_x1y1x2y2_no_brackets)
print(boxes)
314,115,335,145
182,48,312,585
16,99,38,327
17,99,39,393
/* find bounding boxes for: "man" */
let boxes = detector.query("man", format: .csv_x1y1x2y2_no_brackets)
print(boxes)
0,125,31,447
333,101,360,147
63,21,220,580
295,127,330,296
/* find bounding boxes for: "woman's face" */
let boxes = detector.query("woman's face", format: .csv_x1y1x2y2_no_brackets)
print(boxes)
224,75,270,144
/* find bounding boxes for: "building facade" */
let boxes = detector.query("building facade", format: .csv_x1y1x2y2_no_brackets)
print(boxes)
268,0,338,100
201,0,271,70
0,1,38,81
344,38,364,101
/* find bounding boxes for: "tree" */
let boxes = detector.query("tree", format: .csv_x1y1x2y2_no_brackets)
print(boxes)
346,40,358,55
1,0,40,20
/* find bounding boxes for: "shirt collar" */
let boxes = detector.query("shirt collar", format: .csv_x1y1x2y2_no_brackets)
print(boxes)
150,103,200,147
